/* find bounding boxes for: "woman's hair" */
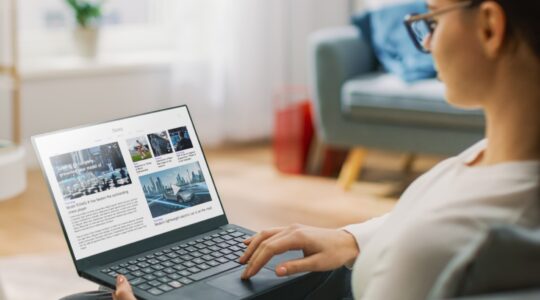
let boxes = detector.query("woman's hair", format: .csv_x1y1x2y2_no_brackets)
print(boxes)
490,0,540,58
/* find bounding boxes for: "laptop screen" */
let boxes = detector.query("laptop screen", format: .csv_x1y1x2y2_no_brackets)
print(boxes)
33,106,225,260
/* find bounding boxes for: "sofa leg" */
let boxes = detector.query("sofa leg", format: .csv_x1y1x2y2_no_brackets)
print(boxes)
402,153,416,174
338,147,367,190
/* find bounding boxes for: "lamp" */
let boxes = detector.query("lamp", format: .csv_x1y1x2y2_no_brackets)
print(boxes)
0,0,26,201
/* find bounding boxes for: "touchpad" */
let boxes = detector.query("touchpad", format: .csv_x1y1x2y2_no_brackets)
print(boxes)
207,267,290,298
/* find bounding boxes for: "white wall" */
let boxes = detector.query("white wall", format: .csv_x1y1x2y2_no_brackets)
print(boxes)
21,67,172,167
286,0,350,86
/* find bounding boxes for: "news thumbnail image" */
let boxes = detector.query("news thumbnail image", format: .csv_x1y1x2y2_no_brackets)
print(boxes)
139,162,211,218
147,131,173,157
50,142,132,201
126,136,153,162
168,127,193,152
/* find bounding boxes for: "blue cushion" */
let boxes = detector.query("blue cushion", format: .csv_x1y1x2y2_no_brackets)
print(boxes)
352,1,437,83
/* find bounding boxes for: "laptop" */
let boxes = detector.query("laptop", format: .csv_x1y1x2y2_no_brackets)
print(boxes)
32,105,310,300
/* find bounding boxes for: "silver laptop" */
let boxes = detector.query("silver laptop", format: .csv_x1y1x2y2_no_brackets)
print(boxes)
32,105,309,299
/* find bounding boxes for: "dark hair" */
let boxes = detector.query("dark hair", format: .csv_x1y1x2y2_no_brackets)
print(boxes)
491,0,540,58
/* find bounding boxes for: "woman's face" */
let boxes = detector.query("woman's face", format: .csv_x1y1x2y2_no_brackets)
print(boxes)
426,0,493,109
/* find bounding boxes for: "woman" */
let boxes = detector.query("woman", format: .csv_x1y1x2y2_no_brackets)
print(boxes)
114,0,540,299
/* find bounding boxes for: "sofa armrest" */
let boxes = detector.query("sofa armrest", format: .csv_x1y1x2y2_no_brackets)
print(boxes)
308,26,377,144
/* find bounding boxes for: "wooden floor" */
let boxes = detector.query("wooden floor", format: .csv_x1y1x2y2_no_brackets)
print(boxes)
0,144,442,257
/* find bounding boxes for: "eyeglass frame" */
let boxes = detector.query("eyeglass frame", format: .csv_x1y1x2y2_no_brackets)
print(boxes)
403,0,485,53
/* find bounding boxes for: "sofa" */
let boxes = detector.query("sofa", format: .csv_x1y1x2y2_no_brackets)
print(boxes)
308,26,485,189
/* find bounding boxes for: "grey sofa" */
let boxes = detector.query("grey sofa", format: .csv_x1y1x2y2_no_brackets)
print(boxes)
308,26,485,188
432,225,540,300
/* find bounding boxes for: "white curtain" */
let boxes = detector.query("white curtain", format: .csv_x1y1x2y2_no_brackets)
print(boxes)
168,0,349,146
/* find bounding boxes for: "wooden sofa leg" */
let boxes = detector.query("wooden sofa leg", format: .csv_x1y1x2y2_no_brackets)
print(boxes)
338,147,367,190
402,153,416,174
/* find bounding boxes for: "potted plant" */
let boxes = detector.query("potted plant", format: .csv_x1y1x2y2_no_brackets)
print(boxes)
66,0,104,58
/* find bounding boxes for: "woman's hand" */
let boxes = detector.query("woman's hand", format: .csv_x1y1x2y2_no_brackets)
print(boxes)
113,275,137,300
239,224,359,280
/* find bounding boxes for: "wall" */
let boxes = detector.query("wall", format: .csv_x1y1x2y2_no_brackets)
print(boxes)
20,66,172,167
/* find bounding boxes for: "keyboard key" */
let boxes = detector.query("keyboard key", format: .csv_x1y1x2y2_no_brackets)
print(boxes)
179,277,193,285
193,258,204,264
168,273,181,280
163,268,175,274
157,256,168,262
162,261,174,267
130,277,145,286
225,254,238,260
189,261,240,281
132,271,145,277
163,249,172,253
153,271,166,277
180,255,193,261
159,284,173,292
188,267,201,273
138,283,151,290
148,280,161,287
178,270,191,277
202,255,214,261
148,288,163,295
158,277,172,284
183,261,195,268
216,257,228,264
101,268,111,273
229,245,241,251
142,267,153,274
127,265,139,271
117,268,128,274
220,249,232,255
172,258,183,264
199,263,210,270
143,274,156,281
227,229,235,233
107,271,117,277
173,265,185,271
207,260,219,267
169,281,183,289
176,250,188,255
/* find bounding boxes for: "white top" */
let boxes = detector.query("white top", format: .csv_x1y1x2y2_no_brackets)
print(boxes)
344,140,540,300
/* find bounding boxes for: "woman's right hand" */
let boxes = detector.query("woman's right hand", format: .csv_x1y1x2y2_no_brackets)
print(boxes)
239,224,359,280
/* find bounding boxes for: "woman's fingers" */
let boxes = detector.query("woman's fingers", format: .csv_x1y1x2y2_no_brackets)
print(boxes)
241,234,303,279
112,275,137,300
239,227,284,264
276,254,324,276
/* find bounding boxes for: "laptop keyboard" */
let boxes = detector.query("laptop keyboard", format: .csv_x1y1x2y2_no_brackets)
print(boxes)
100,229,251,296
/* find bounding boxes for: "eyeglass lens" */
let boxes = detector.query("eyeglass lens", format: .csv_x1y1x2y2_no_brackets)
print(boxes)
411,20,432,50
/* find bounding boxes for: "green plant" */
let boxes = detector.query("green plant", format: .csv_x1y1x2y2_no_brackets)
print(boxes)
65,0,103,28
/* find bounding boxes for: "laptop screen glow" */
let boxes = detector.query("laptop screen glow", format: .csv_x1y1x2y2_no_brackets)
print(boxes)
33,106,225,260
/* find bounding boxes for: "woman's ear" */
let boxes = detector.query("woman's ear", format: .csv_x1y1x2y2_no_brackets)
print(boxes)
476,1,507,59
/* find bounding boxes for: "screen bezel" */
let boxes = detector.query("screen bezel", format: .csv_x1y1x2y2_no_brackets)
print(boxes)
31,105,229,271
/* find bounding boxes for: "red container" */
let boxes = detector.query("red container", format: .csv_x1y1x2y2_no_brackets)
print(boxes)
273,87,314,174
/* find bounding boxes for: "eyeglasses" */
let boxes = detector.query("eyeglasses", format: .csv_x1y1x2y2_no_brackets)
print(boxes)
404,0,484,53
